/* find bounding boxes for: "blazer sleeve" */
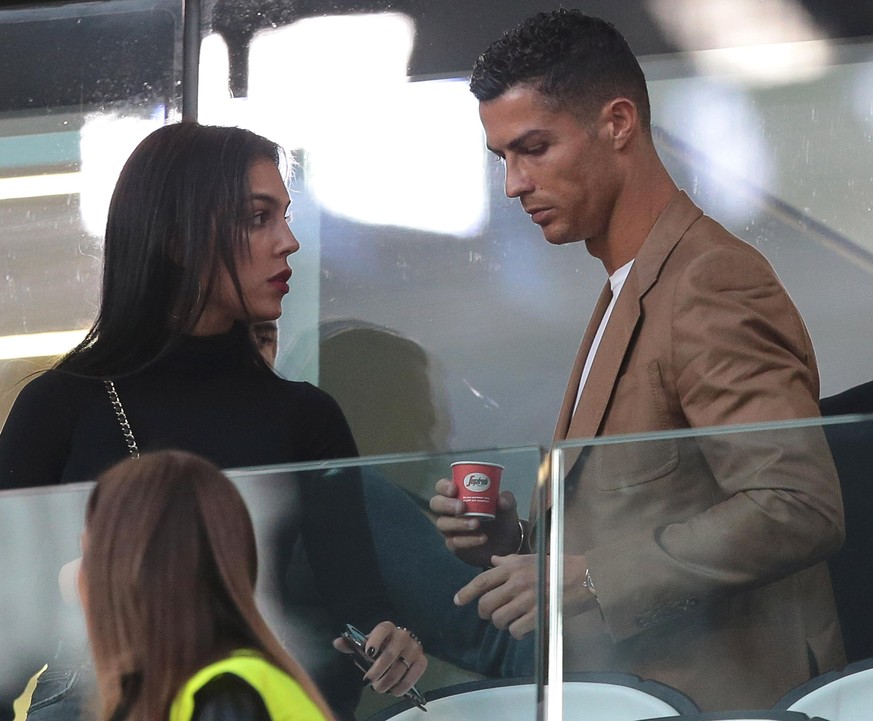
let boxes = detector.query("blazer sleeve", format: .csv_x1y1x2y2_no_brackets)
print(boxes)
583,241,844,641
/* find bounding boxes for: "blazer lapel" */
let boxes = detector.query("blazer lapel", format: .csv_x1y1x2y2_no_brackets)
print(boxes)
531,283,611,521
564,191,703,441
552,282,612,442
533,191,703,519
566,275,641,440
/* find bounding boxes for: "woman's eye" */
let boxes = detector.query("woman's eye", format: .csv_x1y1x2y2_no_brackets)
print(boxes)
252,211,268,226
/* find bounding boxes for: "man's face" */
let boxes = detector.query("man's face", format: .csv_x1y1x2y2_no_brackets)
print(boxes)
480,85,620,246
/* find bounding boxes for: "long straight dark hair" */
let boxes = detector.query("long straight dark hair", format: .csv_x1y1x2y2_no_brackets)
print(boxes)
81,450,336,721
58,122,283,377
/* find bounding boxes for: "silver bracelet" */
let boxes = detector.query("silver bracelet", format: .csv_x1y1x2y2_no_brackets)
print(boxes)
515,519,526,554
582,567,598,598
482,520,527,570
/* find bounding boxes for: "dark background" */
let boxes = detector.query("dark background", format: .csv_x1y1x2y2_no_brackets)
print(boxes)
3,0,873,112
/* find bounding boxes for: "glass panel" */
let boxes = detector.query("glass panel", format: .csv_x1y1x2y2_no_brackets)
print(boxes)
191,2,873,460
3,418,873,720
0,445,545,721
550,415,873,719
3,3,873,456
232,446,544,720
0,483,89,712
0,0,182,423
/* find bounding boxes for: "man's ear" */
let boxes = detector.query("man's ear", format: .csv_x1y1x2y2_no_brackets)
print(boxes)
604,97,638,149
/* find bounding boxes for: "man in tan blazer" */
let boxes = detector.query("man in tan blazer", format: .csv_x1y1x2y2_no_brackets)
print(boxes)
431,8,844,711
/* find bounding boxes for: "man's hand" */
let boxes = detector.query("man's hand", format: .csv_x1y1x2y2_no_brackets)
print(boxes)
429,477,523,567
453,553,598,638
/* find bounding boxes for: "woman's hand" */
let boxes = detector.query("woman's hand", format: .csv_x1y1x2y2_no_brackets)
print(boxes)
333,621,427,696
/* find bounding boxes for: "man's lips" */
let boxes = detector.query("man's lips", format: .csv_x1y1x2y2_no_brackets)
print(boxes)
269,268,292,293
526,207,552,225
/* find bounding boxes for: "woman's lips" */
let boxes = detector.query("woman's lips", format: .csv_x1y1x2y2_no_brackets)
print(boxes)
269,268,292,294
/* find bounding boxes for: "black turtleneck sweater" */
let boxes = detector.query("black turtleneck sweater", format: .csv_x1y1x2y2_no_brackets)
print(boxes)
0,324,393,720
0,324,358,485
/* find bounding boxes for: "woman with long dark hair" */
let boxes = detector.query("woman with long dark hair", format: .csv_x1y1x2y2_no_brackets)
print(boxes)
0,122,425,719
80,450,334,721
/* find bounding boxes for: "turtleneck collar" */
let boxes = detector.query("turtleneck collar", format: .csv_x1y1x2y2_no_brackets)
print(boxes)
149,322,259,374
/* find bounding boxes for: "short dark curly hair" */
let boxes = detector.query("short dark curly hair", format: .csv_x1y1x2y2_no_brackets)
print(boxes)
470,9,650,131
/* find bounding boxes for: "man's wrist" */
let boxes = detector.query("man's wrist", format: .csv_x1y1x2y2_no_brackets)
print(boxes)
481,519,529,570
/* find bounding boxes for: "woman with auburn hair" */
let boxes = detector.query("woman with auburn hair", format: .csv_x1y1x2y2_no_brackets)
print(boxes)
80,450,333,721
0,122,425,720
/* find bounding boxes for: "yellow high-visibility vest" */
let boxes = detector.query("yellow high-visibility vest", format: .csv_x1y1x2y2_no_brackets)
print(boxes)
169,649,328,721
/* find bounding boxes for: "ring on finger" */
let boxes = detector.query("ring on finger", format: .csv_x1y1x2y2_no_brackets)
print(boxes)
396,626,420,645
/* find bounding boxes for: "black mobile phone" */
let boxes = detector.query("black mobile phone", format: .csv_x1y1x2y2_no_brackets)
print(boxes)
340,624,373,675
339,624,427,711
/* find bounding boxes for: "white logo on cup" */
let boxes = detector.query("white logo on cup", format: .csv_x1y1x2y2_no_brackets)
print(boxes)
463,472,491,492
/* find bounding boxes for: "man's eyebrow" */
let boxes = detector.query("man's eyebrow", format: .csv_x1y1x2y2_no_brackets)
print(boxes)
487,129,550,156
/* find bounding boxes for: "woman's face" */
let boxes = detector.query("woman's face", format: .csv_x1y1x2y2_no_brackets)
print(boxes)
194,159,299,336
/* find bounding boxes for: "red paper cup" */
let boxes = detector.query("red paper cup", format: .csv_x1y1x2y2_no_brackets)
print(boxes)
451,461,504,519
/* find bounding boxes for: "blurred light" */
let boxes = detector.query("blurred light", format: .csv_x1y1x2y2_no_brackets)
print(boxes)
0,172,80,201
198,32,250,127
649,0,832,86
688,40,831,85
234,13,487,237
247,13,415,150
0,329,87,360
306,78,487,236
79,114,164,237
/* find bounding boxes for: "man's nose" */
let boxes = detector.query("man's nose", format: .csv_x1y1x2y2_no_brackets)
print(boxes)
504,160,532,198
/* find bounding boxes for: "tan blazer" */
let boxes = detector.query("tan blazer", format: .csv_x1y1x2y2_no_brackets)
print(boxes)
553,191,845,710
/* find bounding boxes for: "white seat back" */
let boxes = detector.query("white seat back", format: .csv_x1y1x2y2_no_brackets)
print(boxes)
784,666,873,721
367,680,692,721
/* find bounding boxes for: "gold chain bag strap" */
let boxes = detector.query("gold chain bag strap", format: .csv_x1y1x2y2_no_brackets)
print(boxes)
103,380,141,459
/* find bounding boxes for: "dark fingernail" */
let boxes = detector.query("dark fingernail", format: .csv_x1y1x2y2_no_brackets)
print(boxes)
366,646,377,657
